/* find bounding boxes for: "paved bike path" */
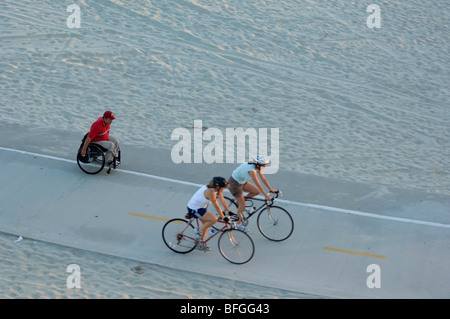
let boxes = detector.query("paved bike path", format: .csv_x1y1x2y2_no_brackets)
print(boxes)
1,148,450,298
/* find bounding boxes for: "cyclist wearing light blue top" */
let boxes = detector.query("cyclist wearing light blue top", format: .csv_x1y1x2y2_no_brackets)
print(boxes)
228,155,277,229
231,162,258,184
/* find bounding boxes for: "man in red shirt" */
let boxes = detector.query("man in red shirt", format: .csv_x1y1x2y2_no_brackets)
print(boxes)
80,111,120,165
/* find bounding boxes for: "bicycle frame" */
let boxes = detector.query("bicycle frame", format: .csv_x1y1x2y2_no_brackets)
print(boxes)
183,216,231,243
235,191,281,220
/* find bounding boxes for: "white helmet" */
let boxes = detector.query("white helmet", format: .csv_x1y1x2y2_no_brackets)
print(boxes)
252,155,269,165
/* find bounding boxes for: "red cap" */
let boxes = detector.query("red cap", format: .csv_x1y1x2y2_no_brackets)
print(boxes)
103,111,116,120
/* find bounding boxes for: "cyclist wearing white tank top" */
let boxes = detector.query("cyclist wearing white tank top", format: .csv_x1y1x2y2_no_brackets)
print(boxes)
186,177,232,251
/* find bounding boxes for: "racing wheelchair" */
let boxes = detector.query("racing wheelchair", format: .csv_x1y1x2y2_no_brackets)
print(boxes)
76,133,121,175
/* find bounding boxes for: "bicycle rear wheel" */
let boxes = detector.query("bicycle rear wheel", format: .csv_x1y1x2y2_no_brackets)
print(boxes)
77,144,105,174
224,196,238,209
218,229,255,264
162,218,197,253
257,206,294,241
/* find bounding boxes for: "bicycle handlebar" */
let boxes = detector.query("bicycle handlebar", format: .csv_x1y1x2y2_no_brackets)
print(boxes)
267,190,282,205
270,190,281,197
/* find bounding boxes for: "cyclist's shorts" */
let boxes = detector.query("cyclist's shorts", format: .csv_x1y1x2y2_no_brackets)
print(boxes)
186,206,207,218
228,177,247,197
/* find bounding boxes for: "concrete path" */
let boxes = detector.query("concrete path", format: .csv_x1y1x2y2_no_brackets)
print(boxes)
1,140,449,298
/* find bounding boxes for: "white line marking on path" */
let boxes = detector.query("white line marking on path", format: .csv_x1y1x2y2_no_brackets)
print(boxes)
1,146,449,229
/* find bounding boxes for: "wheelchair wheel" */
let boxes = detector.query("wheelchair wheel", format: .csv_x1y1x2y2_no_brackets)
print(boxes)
77,144,106,174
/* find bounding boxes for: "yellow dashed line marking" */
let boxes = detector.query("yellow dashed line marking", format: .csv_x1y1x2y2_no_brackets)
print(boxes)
324,247,386,259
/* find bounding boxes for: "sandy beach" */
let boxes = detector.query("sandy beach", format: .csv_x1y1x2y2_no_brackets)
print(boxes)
0,231,320,299
2,0,448,195
0,1,449,300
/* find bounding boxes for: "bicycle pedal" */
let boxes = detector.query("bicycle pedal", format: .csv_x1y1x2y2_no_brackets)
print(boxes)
197,244,211,252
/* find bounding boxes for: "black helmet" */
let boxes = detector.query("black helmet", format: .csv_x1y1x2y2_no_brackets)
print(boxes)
212,176,228,187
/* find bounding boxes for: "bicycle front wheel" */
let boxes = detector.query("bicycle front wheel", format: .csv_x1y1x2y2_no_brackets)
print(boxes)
162,218,197,254
257,206,294,241
218,229,255,264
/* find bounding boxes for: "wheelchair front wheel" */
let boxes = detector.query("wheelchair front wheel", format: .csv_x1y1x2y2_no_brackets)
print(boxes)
77,144,106,174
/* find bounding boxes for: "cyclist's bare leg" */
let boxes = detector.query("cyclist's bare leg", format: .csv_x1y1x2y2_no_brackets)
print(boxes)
235,194,246,223
234,183,260,224
235,183,261,224
199,211,218,241
243,182,260,198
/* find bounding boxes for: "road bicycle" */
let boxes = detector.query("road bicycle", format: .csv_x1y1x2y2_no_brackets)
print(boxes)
162,216,255,264
223,191,294,242
76,133,121,175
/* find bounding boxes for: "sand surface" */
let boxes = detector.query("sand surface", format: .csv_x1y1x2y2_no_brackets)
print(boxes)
0,231,320,299
1,0,448,194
